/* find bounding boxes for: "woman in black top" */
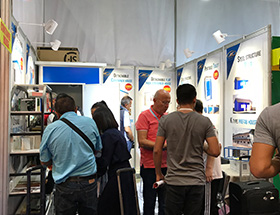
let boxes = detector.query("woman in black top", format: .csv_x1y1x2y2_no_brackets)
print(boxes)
92,106,137,215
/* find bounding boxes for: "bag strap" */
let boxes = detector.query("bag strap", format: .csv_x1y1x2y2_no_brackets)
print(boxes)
60,118,96,155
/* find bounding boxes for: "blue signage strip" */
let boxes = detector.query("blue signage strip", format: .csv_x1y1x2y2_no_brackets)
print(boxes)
103,68,114,83
43,66,100,84
139,70,153,91
226,43,240,79
176,67,183,86
197,59,206,84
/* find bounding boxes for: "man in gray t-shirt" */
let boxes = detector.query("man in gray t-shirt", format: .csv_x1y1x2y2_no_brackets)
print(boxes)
250,102,280,178
153,84,220,215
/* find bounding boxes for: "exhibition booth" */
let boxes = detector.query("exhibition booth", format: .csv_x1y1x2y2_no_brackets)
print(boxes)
5,11,280,213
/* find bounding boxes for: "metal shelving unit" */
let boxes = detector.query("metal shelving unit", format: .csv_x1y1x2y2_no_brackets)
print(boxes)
9,84,53,215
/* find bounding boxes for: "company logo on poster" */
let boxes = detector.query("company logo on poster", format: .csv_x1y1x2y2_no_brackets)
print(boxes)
163,85,171,92
125,83,133,91
213,70,219,80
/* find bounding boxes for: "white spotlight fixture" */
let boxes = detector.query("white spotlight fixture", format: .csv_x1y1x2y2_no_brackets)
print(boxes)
19,19,58,35
165,59,173,68
50,39,61,51
115,59,121,68
212,30,242,44
184,48,194,58
159,62,165,70
212,30,226,44
32,39,61,51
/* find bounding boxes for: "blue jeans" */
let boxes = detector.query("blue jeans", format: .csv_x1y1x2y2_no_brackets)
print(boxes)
140,165,167,215
54,179,97,215
165,184,204,215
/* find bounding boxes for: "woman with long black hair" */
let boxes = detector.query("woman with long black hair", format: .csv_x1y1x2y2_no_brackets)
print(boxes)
92,106,137,215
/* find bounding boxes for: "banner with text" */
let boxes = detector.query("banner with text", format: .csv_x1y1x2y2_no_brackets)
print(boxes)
224,31,270,148
196,51,223,143
136,68,175,116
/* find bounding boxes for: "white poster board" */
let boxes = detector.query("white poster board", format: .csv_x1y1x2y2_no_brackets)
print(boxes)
136,68,176,115
11,35,25,85
224,30,270,148
196,51,223,145
83,67,135,123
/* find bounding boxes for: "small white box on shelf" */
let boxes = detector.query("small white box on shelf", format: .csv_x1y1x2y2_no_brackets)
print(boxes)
230,159,250,175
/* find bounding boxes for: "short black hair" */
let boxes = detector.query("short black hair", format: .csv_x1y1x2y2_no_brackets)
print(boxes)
176,84,197,105
194,99,203,113
91,100,108,110
121,96,132,107
92,106,118,134
55,93,76,115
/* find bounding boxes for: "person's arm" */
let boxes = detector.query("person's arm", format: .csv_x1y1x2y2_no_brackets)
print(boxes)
137,130,155,150
250,142,280,178
205,155,215,182
205,136,220,157
153,136,165,182
124,126,134,142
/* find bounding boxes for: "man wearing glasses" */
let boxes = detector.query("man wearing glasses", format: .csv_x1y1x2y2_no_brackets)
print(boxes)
136,89,170,215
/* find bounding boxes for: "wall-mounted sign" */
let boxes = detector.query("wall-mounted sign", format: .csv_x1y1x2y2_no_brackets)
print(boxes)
0,18,12,53
224,32,270,148
196,51,223,143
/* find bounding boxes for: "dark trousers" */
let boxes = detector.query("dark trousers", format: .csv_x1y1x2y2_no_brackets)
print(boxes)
54,179,97,215
210,178,223,215
140,165,167,215
165,184,204,215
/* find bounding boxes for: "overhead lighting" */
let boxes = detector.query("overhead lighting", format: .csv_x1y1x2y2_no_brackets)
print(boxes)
165,59,173,68
159,62,165,70
32,39,61,51
184,48,194,58
19,19,58,35
115,59,121,68
212,30,242,44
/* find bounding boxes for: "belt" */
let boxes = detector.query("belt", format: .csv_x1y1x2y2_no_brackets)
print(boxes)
66,173,96,182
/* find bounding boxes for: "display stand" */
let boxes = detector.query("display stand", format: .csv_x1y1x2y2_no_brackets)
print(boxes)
9,84,53,215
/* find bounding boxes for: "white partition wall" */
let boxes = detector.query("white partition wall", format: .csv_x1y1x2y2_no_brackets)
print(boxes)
224,26,271,148
195,49,224,148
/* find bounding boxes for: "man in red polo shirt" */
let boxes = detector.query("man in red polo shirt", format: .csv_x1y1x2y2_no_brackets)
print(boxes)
136,89,170,215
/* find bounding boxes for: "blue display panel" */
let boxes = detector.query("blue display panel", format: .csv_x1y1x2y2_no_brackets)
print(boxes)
43,66,100,84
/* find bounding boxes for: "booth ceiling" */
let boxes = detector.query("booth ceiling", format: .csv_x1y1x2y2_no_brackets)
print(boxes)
13,0,280,67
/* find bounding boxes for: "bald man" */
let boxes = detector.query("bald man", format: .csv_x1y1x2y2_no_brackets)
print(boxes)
136,89,170,215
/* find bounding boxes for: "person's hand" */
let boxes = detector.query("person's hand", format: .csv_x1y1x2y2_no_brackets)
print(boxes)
205,167,213,182
163,142,167,150
156,172,165,182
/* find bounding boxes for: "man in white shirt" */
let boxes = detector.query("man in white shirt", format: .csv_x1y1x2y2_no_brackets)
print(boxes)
120,96,134,152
